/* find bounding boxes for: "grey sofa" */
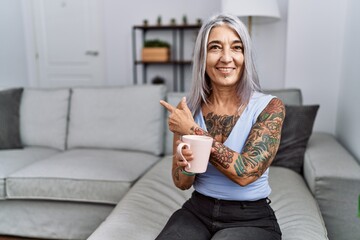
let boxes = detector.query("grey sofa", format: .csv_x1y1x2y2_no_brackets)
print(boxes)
0,85,359,240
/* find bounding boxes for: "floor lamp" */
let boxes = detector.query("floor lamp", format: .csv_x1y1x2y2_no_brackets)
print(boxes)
221,0,281,36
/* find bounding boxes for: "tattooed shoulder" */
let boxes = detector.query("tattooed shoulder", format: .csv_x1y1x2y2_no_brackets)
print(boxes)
258,98,285,122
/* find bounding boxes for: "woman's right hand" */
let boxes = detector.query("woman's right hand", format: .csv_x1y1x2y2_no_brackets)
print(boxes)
160,97,196,136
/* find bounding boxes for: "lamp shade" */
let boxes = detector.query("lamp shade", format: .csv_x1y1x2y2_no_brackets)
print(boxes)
221,0,280,21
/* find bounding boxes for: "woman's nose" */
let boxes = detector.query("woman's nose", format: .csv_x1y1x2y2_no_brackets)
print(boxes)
220,48,232,63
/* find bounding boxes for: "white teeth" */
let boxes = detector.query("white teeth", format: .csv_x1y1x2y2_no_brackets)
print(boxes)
218,68,232,73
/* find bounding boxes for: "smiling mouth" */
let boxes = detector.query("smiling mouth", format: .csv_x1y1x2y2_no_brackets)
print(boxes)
217,67,234,75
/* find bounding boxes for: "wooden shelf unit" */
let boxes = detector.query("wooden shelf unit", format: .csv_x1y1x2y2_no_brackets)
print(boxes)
132,24,200,91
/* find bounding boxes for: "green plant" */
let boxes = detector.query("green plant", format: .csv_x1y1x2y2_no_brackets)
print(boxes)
157,15,162,25
144,39,170,48
182,15,188,25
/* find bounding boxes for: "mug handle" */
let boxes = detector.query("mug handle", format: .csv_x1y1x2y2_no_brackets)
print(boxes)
176,142,191,169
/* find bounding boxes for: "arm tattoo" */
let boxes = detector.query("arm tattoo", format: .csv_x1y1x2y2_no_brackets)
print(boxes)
174,166,182,181
210,142,234,169
187,99,284,182
234,98,285,178
190,126,212,138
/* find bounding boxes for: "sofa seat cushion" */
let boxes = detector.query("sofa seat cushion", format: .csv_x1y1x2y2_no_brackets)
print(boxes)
268,166,328,239
0,199,114,240
88,157,328,240
67,85,166,155
0,147,60,199
5,149,160,204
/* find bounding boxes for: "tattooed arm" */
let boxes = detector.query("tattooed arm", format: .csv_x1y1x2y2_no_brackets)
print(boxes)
193,98,285,186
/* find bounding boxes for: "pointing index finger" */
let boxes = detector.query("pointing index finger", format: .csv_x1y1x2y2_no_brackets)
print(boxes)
160,100,175,113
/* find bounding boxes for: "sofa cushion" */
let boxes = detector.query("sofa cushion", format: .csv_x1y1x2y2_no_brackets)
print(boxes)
304,132,360,240
272,105,319,174
67,85,166,155
268,167,328,239
88,157,328,240
0,88,23,149
6,149,160,204
264,88,302,106
0,147,59,199
20,88,70,150
0,199,114,240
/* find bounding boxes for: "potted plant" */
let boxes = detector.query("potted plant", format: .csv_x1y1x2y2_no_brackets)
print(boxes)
157,15,162,26
182,15,188,25
142,39,171,62
143,19,148,26
170,18,176,26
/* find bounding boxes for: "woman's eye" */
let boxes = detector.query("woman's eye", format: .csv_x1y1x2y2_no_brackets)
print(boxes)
209,45,221,50
234,45,243,51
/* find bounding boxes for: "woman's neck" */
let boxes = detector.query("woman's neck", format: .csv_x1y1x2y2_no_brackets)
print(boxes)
206,86,241,115
209,86,239,106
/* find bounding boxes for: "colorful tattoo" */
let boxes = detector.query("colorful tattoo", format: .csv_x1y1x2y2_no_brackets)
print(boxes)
203,113,240,140
210,142,234,169
190,126,212,138
234,98,285,177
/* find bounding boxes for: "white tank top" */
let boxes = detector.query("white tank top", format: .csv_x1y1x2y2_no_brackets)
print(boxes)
193,92,275,201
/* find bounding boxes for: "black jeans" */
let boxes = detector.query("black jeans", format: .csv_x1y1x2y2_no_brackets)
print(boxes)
156,191,282,240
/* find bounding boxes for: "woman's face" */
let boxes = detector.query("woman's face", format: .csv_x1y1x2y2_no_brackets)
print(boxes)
205,24,244,88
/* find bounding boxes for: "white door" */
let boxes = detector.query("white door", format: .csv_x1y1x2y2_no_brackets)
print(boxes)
31,0,104,87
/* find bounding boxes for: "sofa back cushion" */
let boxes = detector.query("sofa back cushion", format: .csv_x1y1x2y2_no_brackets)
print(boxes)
164,89,302,155
264,88,302,106
20,89,70,150
0,88,23,149
67,85,166,155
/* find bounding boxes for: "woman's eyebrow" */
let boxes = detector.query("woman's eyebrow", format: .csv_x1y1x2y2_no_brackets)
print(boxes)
207,39,243,46
233,39,243,44
207,40,222,46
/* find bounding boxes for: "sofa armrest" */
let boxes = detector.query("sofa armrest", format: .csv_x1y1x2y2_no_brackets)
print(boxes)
303,132,360,240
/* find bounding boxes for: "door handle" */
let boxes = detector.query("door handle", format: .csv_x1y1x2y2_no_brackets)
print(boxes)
85,51,99,56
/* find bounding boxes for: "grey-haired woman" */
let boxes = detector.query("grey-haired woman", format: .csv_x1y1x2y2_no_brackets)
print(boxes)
158,13,285,240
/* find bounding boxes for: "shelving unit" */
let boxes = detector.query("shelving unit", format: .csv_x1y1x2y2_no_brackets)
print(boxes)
132,24,200,92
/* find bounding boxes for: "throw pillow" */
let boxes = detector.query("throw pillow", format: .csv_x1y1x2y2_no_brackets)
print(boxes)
271,105,320,174
0,88,24,149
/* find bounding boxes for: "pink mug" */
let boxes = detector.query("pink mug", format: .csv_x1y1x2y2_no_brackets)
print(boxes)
176,135,213,173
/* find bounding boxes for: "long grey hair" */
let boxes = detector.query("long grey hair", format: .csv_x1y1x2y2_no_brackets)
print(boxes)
187,13,261,115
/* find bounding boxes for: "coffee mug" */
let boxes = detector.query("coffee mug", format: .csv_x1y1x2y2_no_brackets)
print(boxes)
176,135,213,173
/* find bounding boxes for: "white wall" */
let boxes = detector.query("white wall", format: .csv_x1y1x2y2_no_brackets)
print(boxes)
252,0,288,89
0,0,28,88
336,0,360,162
285,0,347,134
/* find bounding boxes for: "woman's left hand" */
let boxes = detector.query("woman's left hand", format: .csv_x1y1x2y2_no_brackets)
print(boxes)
160,97,196,135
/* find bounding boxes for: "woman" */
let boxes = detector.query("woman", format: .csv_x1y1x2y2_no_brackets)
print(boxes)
158,13,285,240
